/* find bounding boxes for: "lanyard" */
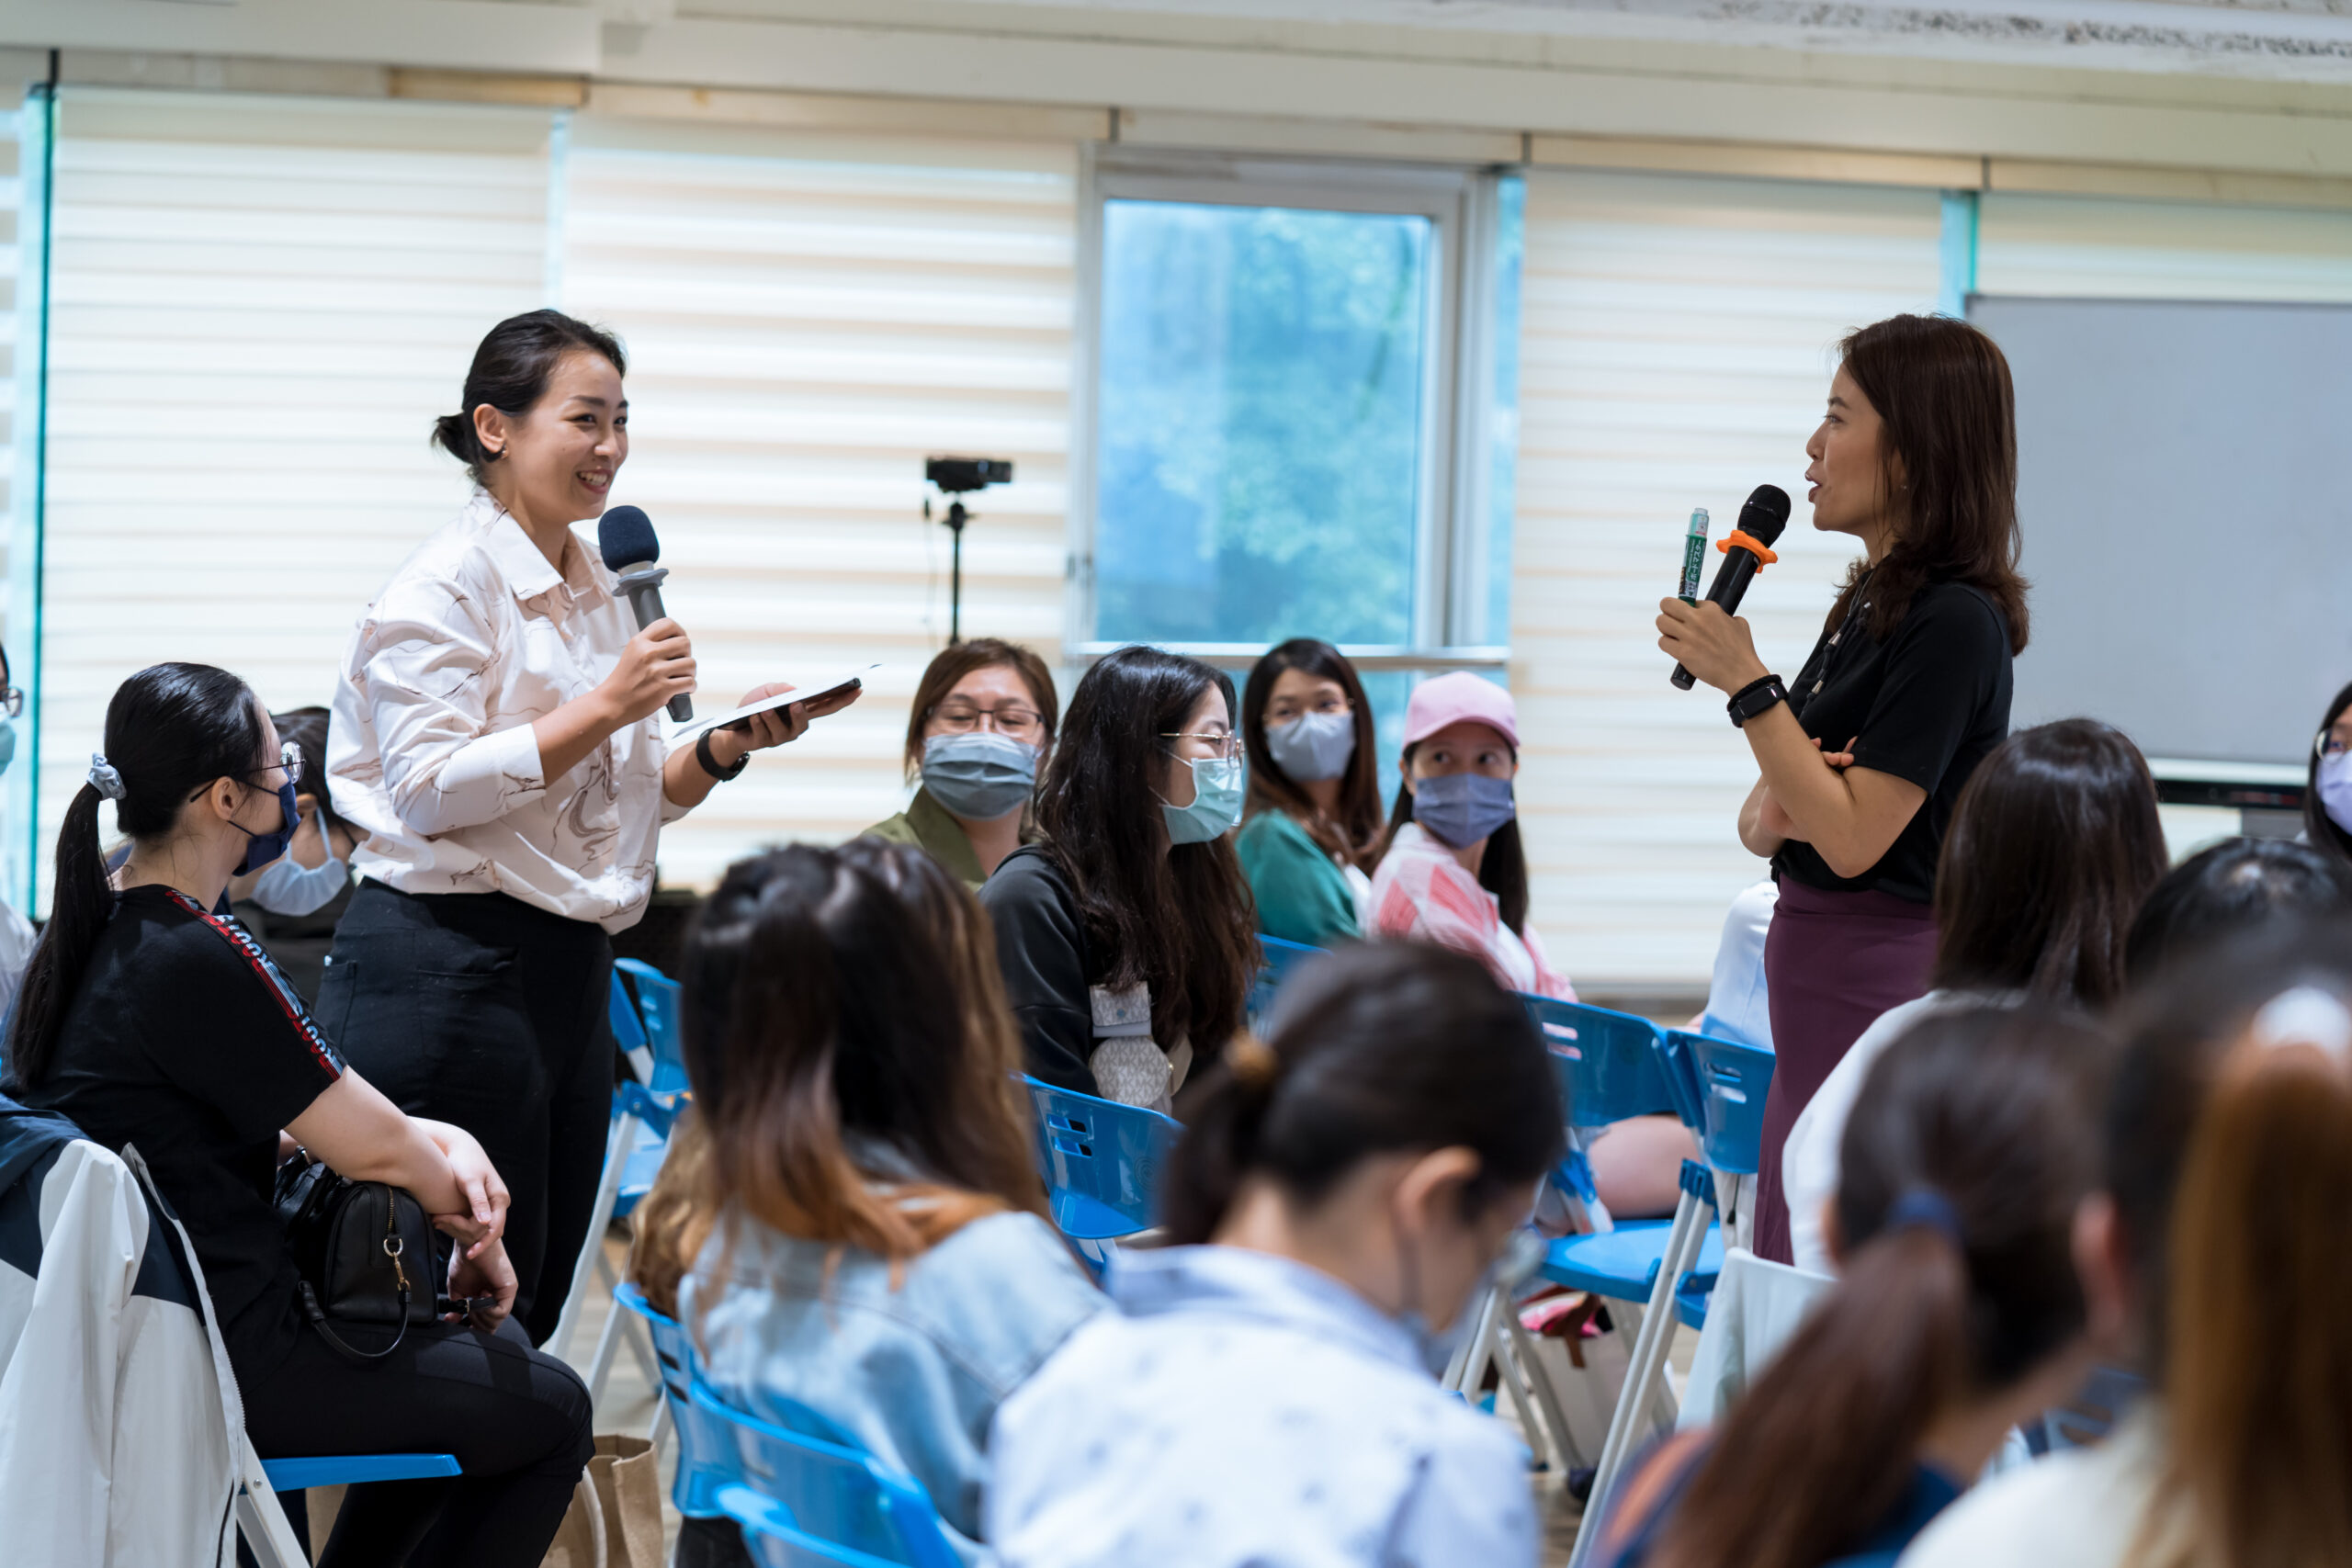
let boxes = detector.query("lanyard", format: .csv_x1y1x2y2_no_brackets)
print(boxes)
1810,572,1876,699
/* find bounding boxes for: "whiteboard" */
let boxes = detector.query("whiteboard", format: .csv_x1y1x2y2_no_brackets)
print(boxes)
1968,295,2352,771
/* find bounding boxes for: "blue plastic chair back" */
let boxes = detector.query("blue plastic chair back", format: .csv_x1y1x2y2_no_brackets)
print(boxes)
1668,1030,1777,1175
1523,997,1678,1130
608,973,651,1056
614,1283,741,1519
1019,1076,1180,1242
616,958,690,1095
692,1375,962,1568
1247,934,1328,1021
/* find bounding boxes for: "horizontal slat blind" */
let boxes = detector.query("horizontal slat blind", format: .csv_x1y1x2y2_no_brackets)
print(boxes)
560,115,1075,888
35,88,550,908
1513,169,1942,986
1978,192,2352,301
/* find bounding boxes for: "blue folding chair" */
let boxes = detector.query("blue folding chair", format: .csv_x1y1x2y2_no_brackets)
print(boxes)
610,1282,743,1518
237,1442,463,1568
693,1374,963,1568
1019,1075,1180,1279
555,963,691,1397
1566,1028,1774,1568
1246,933,1328,1026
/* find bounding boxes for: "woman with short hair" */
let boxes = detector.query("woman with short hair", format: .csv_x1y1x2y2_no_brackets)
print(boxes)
864,637,1057,886
1657,313,2030,1264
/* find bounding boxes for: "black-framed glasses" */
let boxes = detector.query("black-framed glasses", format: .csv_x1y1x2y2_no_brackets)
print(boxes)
1161,731,1244,761
930,700,1046,741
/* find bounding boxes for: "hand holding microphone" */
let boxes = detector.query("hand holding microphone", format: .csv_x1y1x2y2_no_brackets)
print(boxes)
1660,485,1792,693
603,618,697,725
599,504,694,722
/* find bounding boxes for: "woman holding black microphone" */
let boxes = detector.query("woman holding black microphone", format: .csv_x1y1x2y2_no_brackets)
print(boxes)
322,310,858,1345
1656,313,2027,1265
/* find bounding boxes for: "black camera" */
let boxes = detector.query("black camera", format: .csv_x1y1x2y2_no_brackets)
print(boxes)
925,456,1013,494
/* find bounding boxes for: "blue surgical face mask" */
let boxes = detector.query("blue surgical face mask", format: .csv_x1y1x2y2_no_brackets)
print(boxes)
249,808,348,917
1411,772,1516,849
1401,1226,1544,1380
1264,709,1355,784
921,731,1037,822
2321,750,2352,836
1161,755,1245,846
0,721,15,780
231,778,300,876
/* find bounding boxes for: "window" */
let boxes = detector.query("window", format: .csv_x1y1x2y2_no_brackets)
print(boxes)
1078,155,1518,663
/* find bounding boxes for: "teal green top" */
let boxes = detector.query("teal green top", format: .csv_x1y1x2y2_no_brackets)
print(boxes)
862,787,987,889
1235,809,1361,947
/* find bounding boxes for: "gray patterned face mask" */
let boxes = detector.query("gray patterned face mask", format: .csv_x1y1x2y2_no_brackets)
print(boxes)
922,731,1036,821
1264,710,1355,783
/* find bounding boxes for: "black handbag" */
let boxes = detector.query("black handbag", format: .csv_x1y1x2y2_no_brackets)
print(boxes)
273,1157,440,1363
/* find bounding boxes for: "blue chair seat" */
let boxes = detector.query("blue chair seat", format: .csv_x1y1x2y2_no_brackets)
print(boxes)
261,1452,461,1491
1047,1189,1149,1243
1540,1219,1724,1303
612,1118,670,1220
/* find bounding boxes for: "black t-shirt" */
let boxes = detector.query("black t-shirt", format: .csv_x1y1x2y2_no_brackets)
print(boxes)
17,885,345,1377
1772,579,2014,904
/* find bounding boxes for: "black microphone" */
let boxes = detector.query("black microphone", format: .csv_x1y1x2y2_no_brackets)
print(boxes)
1670,485,1792,691
597,504,692,722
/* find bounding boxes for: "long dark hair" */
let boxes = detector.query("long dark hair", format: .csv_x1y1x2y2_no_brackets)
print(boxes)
6,663,267,1089
2101,921,2352,1568
2123,838,2352,985
1163,942,1561,1245
2302,680,2352,864
432,309,627,486
679,843,1046,1264
1830,314,2030,656
1240,638,1384,872
1034,646,1258,1060
269,705,351,840
1382,746,1530,937
1930,718,2166,1009
1652,1004,2111,1568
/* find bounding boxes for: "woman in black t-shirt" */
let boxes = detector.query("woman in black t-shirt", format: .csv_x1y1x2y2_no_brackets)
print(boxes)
1657,314,2029,1265
6,662,590,1568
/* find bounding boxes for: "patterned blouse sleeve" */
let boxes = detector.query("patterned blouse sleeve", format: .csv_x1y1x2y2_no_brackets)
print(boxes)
348,571,549,836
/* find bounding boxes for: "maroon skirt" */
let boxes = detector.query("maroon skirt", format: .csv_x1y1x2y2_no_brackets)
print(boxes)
1752,877,1938,1265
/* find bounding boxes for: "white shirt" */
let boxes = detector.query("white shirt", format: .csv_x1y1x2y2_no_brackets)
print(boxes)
988,1245,1540,1568
1699,879,1777,1048
329,490,688,932
1897,1408,2166,1568
1782,989,1994,1277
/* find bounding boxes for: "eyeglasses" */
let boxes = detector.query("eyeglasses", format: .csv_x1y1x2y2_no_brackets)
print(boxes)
1162,731,1243,761
0,683,20,721
254,740,303,784
2319,730,2348,762
931,701,1046,741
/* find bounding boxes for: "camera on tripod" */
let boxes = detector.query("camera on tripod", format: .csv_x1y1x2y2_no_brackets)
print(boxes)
923,456,1015,644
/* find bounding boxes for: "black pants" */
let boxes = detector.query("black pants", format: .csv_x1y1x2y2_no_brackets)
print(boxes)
243,1316,594,1568
318,881,616,1346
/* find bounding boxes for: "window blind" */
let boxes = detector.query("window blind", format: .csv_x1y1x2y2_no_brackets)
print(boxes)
32,87,551,908
558,114,1076,887
1977,191,2352,302
1513,169,1943,987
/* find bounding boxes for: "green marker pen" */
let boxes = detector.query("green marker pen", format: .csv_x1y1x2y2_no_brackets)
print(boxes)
1679,507,1711,604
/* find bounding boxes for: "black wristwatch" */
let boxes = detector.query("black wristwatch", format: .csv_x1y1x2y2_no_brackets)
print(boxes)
1727,674,1789,729
694,728,750,783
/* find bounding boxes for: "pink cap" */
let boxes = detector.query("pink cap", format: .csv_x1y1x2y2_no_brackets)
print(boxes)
1402,672,1519,750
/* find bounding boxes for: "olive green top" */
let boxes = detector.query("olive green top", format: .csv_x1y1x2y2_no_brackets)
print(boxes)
862,786,988,888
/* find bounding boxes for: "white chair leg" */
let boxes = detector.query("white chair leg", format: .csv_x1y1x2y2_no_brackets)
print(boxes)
1568,1190,1713,1568
586,1283,629,1407
1489,1330,1560,1471
648,1386,673,1453
1442,1285,1505,1394
1505,1310,1588,1470
234,1434,309,1568
550,1108,638,1363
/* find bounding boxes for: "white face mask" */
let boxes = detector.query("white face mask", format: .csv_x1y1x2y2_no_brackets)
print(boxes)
247,809,349,918
2320,750,2352,836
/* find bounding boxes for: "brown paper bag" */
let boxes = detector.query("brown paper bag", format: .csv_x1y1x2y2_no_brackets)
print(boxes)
540,1434,665,1568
